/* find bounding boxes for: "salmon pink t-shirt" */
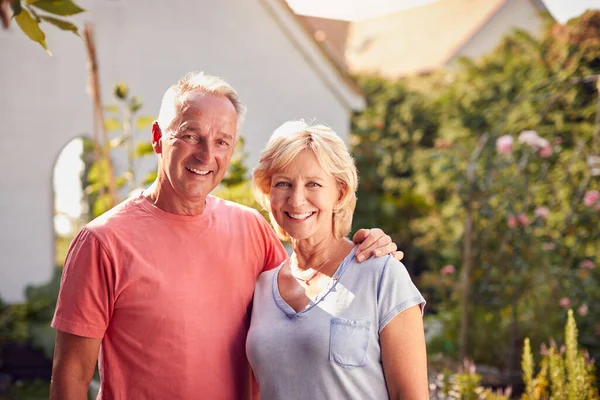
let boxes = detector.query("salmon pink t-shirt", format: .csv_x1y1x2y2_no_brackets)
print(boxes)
52,194,287,399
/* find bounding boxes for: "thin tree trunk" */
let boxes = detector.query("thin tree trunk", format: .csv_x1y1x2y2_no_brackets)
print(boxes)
459,134,488,361
459,201,473,362
83,23,118,209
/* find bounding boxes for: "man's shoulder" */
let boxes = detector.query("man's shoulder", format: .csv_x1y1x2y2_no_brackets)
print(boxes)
86,195,145,234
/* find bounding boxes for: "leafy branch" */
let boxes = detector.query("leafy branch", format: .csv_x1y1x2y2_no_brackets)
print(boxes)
2,0,85,54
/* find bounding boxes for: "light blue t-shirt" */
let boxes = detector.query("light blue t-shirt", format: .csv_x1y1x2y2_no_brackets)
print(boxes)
246,247,426,400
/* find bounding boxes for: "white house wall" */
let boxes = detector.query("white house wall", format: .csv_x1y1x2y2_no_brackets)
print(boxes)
0,0,352,301
447,0,545,65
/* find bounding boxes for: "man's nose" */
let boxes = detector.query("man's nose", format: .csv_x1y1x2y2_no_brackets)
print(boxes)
193,141,213,164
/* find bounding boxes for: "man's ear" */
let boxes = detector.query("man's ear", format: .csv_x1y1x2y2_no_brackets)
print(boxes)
151,121,162,154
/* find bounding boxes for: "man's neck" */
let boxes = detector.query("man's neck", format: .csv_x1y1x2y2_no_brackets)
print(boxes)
143,181,207,216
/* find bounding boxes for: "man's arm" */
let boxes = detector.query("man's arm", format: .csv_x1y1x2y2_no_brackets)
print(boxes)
353,228,403,262
50,330,102,400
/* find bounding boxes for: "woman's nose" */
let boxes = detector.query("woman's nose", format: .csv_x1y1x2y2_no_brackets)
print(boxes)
288,186,307,207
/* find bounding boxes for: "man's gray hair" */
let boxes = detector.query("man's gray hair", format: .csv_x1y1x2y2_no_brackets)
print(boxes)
157,71,247,138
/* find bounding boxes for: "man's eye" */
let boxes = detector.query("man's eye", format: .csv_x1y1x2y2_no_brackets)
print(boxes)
217,140,230,147
180,135,197,143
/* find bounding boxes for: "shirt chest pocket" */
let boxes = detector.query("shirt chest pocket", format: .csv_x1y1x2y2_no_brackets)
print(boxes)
329,317,371,369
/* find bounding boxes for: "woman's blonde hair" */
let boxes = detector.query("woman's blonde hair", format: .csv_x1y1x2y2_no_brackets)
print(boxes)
253,121,358,241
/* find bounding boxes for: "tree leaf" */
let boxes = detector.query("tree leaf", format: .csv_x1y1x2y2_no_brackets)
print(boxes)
104,118,120,132
14,7,51,54
109,135,125,148
93,193,112,217
103,105,119,114
136,116,154,131
142,171,157,185
135,141,154,157
29,0,85,16
40,15,79,36
10,0,22,16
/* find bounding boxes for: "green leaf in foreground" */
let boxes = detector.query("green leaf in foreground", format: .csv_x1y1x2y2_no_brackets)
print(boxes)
14,7,51,54
40,15,79,36
29,0,85,16
10,0,23,16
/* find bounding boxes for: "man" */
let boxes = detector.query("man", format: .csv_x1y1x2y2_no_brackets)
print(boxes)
50,72,400,399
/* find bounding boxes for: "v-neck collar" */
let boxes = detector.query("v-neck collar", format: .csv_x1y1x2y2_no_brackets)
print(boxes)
272,246,358,319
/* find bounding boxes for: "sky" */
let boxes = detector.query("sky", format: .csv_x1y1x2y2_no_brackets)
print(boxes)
286,0,600,23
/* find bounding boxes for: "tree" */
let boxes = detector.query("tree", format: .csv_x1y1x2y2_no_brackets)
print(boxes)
351,11,600,381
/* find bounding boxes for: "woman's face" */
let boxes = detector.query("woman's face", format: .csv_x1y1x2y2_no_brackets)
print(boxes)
269,149,341,241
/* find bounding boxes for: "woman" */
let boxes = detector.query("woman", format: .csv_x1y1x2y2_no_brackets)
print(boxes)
246,121,428,399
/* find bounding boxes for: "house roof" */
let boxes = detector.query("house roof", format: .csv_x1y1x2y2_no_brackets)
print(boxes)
304,0,551,77
259,0,365,111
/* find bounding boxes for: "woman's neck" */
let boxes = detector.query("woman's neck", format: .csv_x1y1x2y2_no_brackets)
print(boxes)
290,235,347,271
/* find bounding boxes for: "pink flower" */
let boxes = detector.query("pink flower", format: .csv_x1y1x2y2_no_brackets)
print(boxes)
559,297,571,309
578,304,589,317
581,260,596,270
518,130,540,146
583,190,600,207
517,213,530,226
508,215,518,228
441,265,455,276
538,139,552,158
542,242,556,251
555,136,563,144
496,135,514,155
535,207,550,219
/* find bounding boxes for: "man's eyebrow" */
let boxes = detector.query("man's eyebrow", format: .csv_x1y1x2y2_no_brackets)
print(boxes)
219,132,235,141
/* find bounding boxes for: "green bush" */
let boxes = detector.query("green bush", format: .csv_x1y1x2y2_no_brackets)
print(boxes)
521,310,598,400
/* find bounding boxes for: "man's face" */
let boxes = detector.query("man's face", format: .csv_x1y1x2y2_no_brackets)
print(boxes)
155,92,237,208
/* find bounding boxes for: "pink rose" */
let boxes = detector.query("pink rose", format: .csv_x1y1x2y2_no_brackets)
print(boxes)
581,260,595,270
496,135,514,155
542,242,556,251
535,207,550,219
518,130,540,146
583,190,600,207
538,140,552,158
559,297,571,309
517,213,530,226
441,265,455,276
508,215,518,228
578,304,589,317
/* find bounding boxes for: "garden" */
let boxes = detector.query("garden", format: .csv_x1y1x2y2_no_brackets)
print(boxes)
1,6,599,399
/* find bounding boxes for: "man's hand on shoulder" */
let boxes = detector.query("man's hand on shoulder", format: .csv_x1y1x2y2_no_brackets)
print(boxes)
352,228,404,263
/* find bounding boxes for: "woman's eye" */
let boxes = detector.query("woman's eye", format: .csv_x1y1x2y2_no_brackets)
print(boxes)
275,181,291,187
307,182,321,187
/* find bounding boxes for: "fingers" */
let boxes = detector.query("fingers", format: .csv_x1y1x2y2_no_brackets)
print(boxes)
393,249,404,261
355,229,393,262
352,228,370,245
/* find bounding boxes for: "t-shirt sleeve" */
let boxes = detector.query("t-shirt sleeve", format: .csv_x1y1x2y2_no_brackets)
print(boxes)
377,256,426,333
252,211,287,272
51,227,115,339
